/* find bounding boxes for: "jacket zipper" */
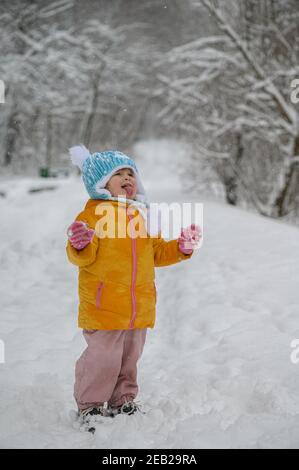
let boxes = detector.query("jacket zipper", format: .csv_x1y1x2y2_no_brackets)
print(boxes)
127,209,137,329
96,281,104,308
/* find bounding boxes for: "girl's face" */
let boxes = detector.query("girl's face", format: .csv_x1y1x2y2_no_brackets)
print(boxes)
105,167,137,199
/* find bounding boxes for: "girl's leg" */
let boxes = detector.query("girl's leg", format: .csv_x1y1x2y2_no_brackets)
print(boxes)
74,329,126,411
108,328,147,408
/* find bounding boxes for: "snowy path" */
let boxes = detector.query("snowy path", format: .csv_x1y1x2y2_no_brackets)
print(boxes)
0,140,299,448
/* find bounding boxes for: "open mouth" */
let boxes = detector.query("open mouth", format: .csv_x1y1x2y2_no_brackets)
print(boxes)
121,184,134,196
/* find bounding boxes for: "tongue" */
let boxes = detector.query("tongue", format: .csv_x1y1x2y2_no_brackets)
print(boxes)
124,186,133,197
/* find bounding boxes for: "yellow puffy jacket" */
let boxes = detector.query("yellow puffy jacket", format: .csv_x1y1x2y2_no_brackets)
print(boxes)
66,199,193,330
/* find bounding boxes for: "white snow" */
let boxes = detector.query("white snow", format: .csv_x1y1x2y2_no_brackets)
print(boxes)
0,139,299,448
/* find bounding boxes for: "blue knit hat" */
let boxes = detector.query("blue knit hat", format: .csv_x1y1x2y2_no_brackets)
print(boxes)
69,144,147,205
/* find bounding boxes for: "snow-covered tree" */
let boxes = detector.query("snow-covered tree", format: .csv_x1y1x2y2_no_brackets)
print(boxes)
0,0,155,173
155,0,299,219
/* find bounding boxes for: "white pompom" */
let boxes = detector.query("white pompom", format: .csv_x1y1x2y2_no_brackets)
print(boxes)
68,144,91,170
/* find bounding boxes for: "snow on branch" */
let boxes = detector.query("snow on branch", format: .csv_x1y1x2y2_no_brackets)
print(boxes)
200,0,297,127
38,0,74,19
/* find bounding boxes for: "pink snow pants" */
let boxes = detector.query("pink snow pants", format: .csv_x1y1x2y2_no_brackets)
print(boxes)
74,328,147,411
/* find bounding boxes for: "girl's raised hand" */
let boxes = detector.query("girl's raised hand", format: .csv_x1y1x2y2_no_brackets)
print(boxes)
178,223,202,254
67,221,95,250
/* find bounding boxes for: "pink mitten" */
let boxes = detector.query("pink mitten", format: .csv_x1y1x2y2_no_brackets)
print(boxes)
67,221,95,250
178,224,202,255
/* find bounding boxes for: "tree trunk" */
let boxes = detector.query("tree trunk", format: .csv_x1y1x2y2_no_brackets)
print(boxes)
81,75,100,148
4,110,19,167
223,132,244,205
46,112,52,170
273,134,299,217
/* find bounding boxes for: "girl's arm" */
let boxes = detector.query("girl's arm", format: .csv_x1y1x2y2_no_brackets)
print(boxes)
66,214,99,267
66,236,98,267
152,233,193,267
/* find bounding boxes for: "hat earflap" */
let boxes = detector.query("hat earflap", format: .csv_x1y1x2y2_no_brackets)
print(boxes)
94,186,112,199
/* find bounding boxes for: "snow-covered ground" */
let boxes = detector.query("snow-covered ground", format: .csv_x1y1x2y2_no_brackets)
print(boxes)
0,139,299,449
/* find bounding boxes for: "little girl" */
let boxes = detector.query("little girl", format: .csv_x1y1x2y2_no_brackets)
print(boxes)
66,145,201,431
